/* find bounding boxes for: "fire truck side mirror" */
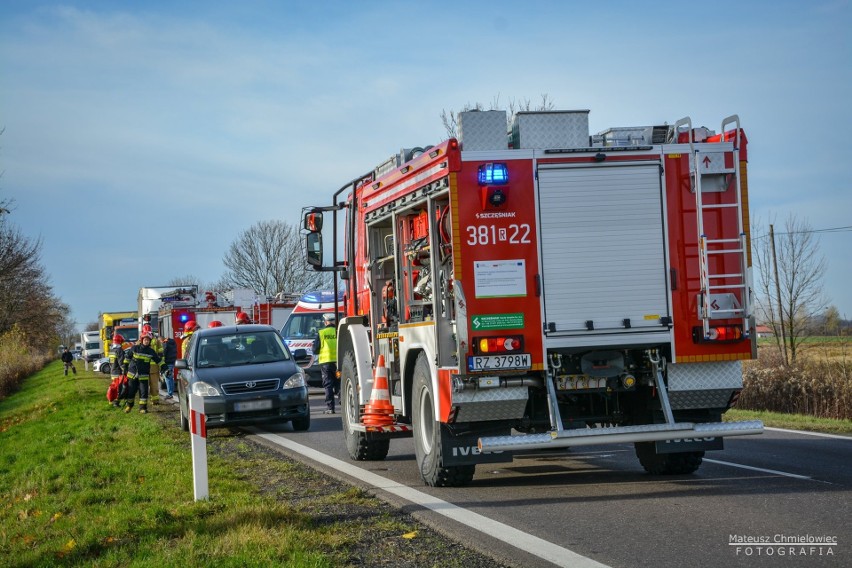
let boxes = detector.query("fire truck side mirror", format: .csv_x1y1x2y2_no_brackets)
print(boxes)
304,211,323,232
306,232,323,267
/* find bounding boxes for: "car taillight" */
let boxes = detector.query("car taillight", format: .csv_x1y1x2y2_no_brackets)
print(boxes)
476,335,523,353
692,325,745,343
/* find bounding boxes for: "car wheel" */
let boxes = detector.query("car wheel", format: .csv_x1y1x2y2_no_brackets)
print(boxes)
101,365,111,375
341,351,389,461
291,412,311,432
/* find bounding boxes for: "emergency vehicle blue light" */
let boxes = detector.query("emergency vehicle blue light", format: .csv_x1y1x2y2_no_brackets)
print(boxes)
478,163,509,185
179,313,190,323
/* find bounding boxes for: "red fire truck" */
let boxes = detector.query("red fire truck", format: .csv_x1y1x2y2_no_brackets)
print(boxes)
303,109,762,486
253,292,301,329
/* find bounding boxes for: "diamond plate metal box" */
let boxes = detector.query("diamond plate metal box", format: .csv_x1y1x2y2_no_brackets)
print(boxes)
669,389,735,410
667,361,743,391
511,110,590,149
458,110,508,151
452,385,528,422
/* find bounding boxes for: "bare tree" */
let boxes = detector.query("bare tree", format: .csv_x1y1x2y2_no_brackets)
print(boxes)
221,220,329,297
163,274,222,297
440,101,485,139
0,195,71,349
165,275,204,288
753,214,828,363
440,94,556,139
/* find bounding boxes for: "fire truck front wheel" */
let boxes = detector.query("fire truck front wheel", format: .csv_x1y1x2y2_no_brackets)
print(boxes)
412,353,475,487
341,351,390,461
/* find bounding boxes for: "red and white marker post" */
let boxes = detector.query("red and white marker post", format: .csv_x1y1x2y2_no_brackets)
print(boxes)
189,394,209,501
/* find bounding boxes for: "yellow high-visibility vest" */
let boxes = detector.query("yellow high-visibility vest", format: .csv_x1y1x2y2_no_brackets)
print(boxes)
317,325,337,364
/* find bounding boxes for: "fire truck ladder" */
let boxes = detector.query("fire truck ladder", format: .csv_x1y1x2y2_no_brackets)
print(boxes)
675,115,750,339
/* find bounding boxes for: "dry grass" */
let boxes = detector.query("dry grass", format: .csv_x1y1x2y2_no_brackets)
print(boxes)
740,339,852,420
0,325,52,399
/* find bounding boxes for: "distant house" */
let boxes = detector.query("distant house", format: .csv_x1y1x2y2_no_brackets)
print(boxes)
755,325,773,338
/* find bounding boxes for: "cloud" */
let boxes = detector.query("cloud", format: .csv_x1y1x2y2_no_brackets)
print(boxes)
2,0,850,326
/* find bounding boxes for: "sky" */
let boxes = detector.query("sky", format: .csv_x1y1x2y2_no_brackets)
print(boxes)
1,0,850,331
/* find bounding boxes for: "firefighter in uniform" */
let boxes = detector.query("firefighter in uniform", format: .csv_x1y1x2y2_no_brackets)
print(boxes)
235,311,252,325
140,323,164,404
315,313,338,414
121,331,164,414
180,320,200,359
109,334,125,408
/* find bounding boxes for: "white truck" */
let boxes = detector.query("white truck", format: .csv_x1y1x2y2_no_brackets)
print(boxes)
80,331,103,362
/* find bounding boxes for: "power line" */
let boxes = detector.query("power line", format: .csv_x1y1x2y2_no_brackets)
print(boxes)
751,225,852,240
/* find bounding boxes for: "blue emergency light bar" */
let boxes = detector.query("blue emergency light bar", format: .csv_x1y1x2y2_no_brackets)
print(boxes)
478,163,509,185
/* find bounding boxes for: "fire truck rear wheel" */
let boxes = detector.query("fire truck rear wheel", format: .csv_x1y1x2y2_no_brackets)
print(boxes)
412,353,475,487
341,351,389,461
634,442,703,475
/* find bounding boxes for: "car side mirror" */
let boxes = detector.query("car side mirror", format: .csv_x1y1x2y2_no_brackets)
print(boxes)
175,359,188,370
292,348,311,368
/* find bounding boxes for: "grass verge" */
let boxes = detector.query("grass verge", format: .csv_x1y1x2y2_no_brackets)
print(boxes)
0,362,507,568
726,408,852,435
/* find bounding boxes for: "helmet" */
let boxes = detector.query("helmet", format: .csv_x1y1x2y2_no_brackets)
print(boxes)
235,311,251,325
323,312,336,323
112,333,124,344
142,324,152,334
208,320,223,328
183,320,199,332
141,331,153,340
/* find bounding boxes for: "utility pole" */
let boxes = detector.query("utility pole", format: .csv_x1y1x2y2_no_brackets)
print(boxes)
770,224,789,365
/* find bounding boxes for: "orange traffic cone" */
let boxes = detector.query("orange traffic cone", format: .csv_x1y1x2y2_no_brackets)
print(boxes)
361,355,394,426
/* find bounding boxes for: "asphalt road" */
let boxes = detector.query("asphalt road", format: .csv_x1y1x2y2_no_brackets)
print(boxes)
247,391,851,568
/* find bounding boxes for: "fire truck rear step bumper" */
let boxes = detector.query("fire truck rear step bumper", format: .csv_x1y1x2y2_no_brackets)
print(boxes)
477,420,763,453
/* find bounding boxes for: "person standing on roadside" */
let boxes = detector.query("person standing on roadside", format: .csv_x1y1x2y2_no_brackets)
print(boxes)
235,311,252,325
61,347,77,376
121,331,165,414
162,335,178,400
315,313,338,414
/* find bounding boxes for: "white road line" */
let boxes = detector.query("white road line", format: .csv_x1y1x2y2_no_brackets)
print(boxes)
249,429,610,568
704,458,812,480
765,427,852,440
